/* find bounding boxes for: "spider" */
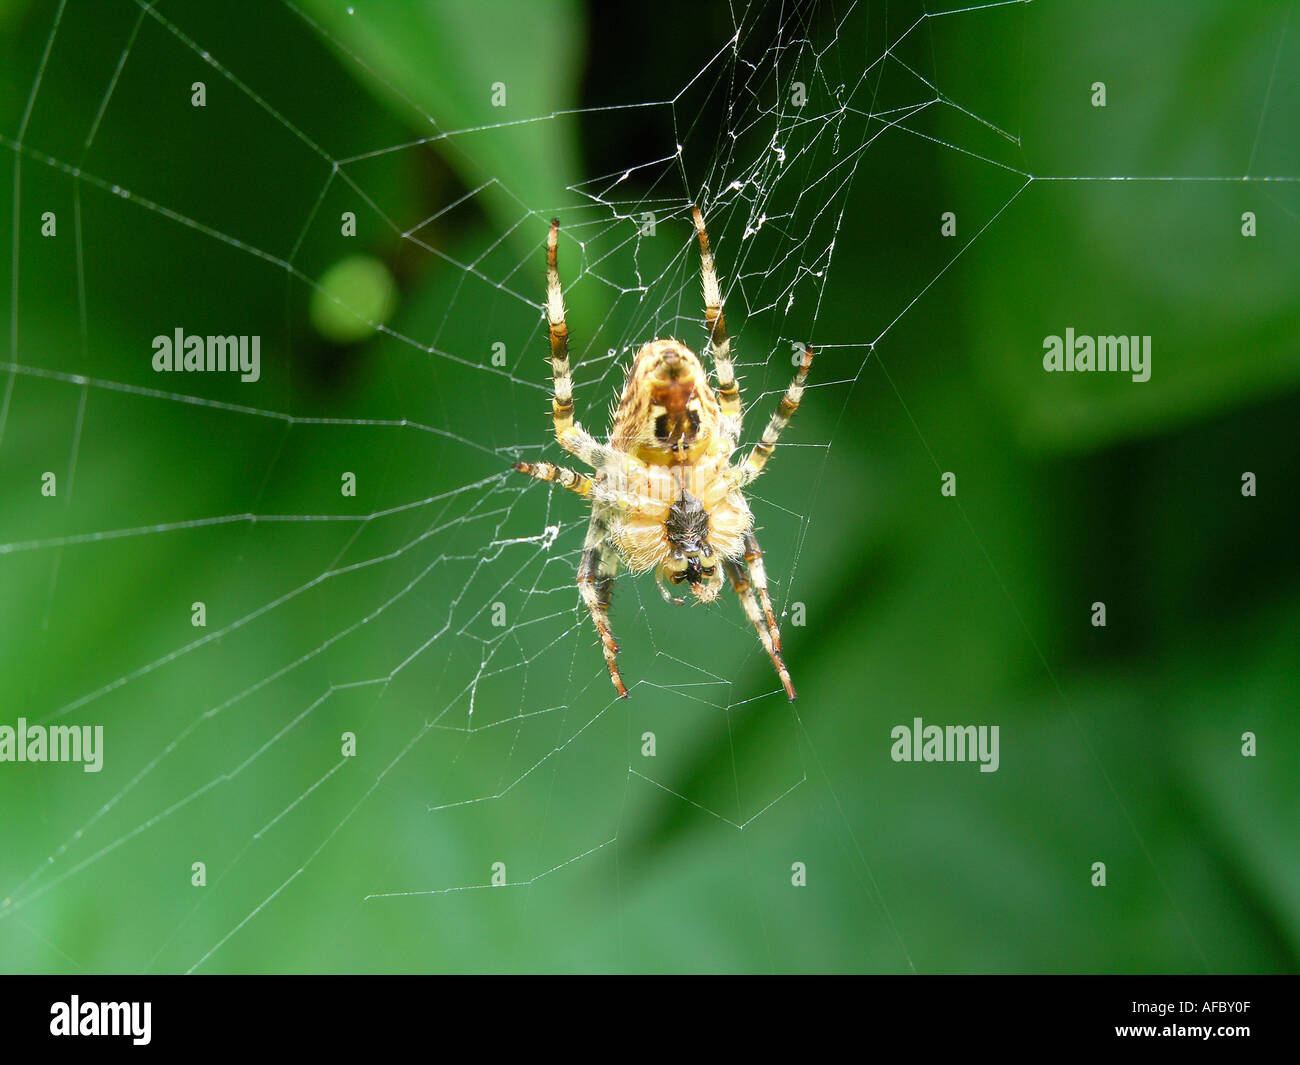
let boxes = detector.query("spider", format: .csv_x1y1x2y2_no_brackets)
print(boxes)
513,207,813,701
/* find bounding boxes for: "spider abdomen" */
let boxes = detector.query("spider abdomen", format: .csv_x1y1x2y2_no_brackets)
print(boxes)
610,339,722,466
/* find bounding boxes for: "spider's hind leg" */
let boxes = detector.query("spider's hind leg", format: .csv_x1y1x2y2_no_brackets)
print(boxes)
723,554,796,701
544,218,613,468
692,206,742,444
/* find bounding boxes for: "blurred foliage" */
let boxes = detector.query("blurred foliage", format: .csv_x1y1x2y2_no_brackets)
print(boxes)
0,0,1296,973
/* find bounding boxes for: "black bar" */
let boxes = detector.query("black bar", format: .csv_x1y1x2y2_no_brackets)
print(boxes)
0,975,1289,1052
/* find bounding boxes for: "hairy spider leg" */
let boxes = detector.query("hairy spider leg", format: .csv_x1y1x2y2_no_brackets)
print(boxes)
578,511,627,698
741,529,784,654
732,345,814,487
513,460,593,497
723,555,796,701
546,219,613,468
692,206,742,450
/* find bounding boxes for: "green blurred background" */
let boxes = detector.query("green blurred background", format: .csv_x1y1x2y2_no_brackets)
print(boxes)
1,0,1297,973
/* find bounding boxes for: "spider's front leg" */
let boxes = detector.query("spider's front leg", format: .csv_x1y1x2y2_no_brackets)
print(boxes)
577,512,627,698
723,541,796,701
740,530,783,654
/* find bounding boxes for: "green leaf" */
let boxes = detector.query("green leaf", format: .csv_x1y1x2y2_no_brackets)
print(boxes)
299,0,586,237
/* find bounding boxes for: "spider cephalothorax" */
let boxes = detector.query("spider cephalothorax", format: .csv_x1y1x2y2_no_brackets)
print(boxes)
513,207,813,700
659,489,723,603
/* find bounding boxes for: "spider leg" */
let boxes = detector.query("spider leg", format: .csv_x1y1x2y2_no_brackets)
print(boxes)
513,460,593,498
545,218,613,468
655,568,686,606
514,460,660,518
723,556,796,701
692,206,742,448
741,529,784,654
731,345,814,488
577,511,627,698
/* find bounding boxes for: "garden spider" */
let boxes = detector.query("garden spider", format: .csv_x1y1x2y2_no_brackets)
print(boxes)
513,207,813,701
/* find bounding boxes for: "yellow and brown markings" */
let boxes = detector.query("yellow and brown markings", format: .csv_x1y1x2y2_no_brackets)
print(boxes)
609,339,721,466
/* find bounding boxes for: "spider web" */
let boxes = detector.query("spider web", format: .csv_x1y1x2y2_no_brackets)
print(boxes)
1,0,1296,973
